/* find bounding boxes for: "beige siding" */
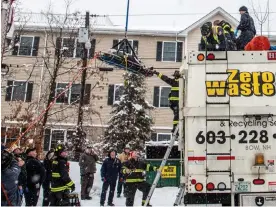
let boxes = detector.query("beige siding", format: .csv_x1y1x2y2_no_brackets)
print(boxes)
2,30,184,144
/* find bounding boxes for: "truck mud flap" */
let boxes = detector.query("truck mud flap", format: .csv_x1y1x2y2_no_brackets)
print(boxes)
238,192,276,206
184,193,231,206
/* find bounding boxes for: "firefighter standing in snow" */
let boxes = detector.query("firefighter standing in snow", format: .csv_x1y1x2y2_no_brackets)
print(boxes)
117,144,131,197
25,147,46,206
49,144,75,206
153,70,180,133
122,151,158,206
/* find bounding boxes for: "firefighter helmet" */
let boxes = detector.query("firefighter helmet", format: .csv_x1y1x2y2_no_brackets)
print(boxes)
55,144,67,155
201,22,212,36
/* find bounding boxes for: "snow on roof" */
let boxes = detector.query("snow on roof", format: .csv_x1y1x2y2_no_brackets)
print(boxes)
145,141,178,146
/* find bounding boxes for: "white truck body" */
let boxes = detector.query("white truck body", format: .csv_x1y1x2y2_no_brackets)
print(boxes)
180,51,276,206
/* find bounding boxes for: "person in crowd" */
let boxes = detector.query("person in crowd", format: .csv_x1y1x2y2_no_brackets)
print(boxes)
13,146,27,204
122,151,159,207
1,150,25,206
42,148,55,206
235,6,256,50
79,146,99,200
117,144,131,197
25,147,46,206
50,144,75,206
100,149,122,206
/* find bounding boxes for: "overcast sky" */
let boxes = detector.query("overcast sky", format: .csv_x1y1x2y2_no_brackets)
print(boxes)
19,0,276,34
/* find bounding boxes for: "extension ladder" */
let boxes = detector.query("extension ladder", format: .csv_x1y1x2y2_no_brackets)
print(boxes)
143,125,179,206
173,186,185,206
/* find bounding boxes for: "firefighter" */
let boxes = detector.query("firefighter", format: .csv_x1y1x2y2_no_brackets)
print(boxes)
117,144,131,197
235,6,256,50
214,20,236,50
122,151,159,207
153,70,180,133
199,21,226,51
49,144,75,206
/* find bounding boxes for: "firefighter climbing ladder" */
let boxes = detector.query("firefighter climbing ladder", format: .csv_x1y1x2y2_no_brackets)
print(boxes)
204,50,233,205
143,125,179,206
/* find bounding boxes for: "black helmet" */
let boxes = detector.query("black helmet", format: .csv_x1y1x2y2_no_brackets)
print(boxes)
201,22,212,36
55,144,67,156
239,6,248,12
1,150,13,170
172,70,180,78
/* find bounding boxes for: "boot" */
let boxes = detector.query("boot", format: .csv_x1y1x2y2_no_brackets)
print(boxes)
117,194,121,198
142,200,152,206
108,203,115,206
85,196,92,200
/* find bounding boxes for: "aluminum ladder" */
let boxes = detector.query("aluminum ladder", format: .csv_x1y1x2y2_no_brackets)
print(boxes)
143,125,179,206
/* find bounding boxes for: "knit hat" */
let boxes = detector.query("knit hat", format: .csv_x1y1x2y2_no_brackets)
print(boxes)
124,144,130,149
239,6,248,12
25,147,36,155
108,148,117,157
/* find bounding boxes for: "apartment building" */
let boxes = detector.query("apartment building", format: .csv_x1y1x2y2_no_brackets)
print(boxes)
2,7,276,150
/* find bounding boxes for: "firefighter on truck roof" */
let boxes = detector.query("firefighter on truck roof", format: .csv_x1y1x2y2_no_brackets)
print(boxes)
153,70,180,133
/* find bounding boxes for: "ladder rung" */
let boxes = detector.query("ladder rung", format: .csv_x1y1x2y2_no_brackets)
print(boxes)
207,170,231,173
206,153,231,156
206,119,230,122
206,101,230,105
206,72,228,75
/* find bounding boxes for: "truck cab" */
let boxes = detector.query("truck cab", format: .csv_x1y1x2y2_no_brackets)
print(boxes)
179,51,276,206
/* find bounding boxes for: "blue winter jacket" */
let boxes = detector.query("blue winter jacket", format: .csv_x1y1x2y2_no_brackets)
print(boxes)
101,157,122,182
1,160,21,206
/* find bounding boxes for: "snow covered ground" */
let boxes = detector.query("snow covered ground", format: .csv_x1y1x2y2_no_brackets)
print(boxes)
34,161,178,206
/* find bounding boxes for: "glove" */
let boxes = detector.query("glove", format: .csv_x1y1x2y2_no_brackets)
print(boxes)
101,177,106,182
234,29,238,37
70,184,75,192
125,169,131,174
35,183,40,189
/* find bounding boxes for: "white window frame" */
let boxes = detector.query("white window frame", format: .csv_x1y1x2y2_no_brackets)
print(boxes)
113,84,124,103
161,41,177,62
18,36,35,56
157,133,172,142
1,127,22,146
48,129,66,151
159,86,171,108
118,39,133,55
55,82,81,105
10,80,29,102
61,37,87,58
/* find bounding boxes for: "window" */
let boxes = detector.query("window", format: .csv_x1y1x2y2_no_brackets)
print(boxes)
107,84,124,105
112,39,139,55
55,83,91,105
153,86,171,108
156,41,183,62
12,36,40,56
43,129,76,151
5,80,33,102
1,127,22,147
55,37,96,58
151,133,172,142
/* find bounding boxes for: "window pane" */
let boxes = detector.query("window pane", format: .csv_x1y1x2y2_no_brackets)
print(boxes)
160,87,171,107
51,130,65,149
12,81,26,101
5,128,20,147
114,85,124,102
70,84,81,104
56,83,69,104
62,38,75,57
19,37,33,56
163,42,176,61
158,134,171,141
1,127,6,144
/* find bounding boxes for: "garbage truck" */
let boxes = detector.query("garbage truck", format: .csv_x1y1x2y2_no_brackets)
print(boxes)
178,51,276,206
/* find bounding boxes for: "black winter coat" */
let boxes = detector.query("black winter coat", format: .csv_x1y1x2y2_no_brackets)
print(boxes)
101,157,122,182
1,160,22,206
42,150,55,189
26,156,46,189
14,153,27,188
237,12,256,35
